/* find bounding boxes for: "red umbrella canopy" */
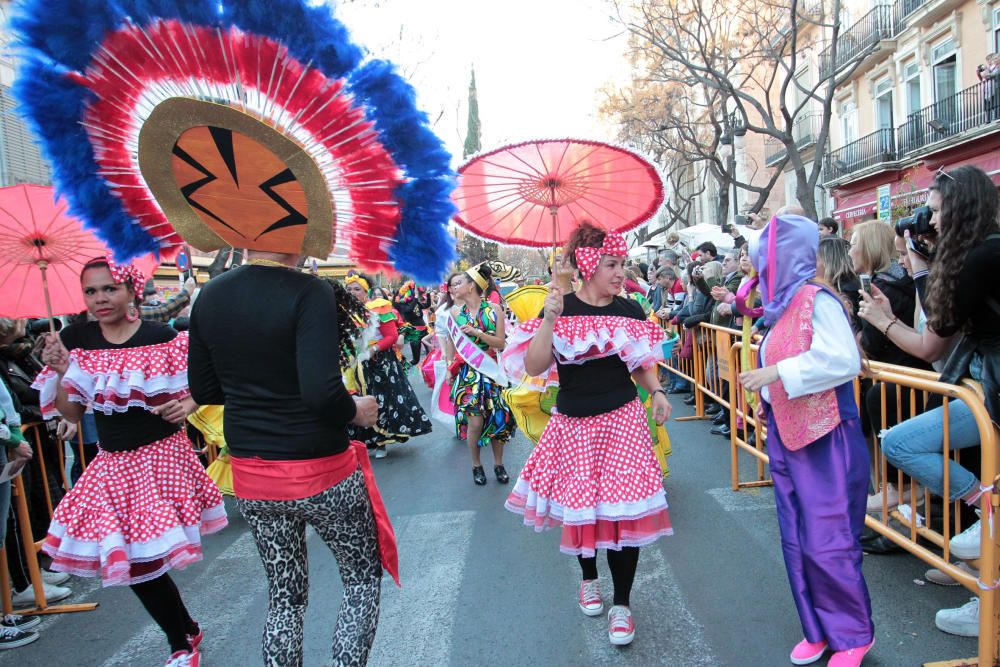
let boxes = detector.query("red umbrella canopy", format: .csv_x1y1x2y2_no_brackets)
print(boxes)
452,139,664,247
0,185,159,319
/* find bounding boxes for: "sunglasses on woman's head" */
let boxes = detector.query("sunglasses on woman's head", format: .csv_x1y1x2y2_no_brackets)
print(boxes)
936,166,955,181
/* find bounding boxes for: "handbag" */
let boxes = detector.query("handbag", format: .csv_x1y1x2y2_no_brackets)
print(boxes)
679,329,694,360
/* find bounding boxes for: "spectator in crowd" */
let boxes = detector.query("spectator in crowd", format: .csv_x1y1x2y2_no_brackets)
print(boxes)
141,277,197,323
695,241,718,263
725,223,747,249
664,232,689,266
637,262,650,293
0,318,74,606
0,369,40,649
849,221,932,517
878,166,1000,637
659,249,681,273
700,253,741,436
850,221,928,370
651,266,683,318
682,261,724,415
816,237,862,331
818,217,839,238
976,53,1000,121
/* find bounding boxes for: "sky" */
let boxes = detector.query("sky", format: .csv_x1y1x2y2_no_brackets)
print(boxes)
333,0,632,165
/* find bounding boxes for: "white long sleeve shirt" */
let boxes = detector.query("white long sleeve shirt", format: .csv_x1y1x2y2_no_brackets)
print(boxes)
761,290,860,401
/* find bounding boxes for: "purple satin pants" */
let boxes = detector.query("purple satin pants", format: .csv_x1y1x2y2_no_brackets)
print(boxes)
767,412,875,650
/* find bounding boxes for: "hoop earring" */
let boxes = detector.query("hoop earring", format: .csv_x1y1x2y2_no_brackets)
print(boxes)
125,303,139,322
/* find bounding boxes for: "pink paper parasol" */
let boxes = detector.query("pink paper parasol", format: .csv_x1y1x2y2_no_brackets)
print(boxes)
0,185,159,325
452,139,664,248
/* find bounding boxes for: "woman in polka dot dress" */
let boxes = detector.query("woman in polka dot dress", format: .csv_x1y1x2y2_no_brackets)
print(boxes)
35,257,226,667
502,222,673,647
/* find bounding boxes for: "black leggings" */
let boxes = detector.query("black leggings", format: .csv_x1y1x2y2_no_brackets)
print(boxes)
578,547,640,606
131,574,198,653
409,340,422,366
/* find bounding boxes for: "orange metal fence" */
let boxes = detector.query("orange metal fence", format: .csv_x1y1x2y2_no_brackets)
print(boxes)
0,423,98,616
660,320,1000,665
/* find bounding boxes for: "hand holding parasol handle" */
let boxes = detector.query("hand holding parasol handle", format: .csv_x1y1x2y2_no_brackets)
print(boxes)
548,205,573,294
36,261,57,335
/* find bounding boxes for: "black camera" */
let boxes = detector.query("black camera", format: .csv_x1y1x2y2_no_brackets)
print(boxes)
26,318,61,336
895,205,936,258
894,205,935,238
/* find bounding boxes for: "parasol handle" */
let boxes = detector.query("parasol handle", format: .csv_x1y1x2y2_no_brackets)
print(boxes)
37,261,57,335
549,205,572,294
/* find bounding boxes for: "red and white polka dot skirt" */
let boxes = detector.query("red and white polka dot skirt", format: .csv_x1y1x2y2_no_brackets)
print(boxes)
42,431,228,587
505,397,673,557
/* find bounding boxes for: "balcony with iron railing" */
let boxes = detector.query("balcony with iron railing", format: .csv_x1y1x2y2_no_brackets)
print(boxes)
892,0,927,29
765,113,824,166
819,6,894,77
822,128,896,182
897,78,1000,155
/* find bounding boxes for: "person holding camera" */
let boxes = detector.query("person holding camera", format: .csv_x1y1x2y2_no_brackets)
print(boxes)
977,53,1000,122
877,166,1000,637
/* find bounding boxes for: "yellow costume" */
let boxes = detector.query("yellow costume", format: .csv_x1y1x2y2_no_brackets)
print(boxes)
188,405,233,495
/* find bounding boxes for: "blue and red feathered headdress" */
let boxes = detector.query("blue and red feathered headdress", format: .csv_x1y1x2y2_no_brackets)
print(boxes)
10,0,456,282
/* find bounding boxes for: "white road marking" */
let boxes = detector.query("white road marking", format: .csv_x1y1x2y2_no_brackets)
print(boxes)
576,547,720,665
367,510,476,667
100,531,261,667
706,486,776,512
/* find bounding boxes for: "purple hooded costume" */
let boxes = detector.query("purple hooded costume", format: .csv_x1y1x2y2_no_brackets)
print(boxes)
751,215,875,651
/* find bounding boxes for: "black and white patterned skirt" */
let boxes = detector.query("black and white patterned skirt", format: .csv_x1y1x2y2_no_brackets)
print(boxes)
347,350,433,448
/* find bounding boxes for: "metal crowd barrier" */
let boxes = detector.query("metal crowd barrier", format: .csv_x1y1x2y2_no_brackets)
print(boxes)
0,417,227,618
688,328,1000,667
0,423,98,616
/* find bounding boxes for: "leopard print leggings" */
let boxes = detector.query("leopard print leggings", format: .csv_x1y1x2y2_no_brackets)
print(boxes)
237,470,382,667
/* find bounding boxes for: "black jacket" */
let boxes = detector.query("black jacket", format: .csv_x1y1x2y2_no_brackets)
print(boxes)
861,263,931,370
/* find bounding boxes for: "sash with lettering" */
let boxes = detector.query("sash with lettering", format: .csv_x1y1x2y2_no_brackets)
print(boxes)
442,309,507,385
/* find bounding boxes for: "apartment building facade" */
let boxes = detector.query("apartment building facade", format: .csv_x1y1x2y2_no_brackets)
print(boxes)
0,1,51,187
824,0,1000,227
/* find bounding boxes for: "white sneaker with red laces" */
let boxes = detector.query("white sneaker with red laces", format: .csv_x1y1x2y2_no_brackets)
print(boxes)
608,605,635,646
164,648,200,667
578,579,603,616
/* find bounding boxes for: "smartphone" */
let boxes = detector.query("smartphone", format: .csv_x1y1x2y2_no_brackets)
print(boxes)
859,273,872,295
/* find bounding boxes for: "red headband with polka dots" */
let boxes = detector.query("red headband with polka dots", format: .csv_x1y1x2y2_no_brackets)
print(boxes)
574,232,628,281
105,254,147,297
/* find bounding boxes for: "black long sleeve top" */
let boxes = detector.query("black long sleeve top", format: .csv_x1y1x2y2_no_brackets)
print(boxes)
188,265,357,460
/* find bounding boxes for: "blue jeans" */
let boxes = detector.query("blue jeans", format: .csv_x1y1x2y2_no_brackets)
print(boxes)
880,399,981,501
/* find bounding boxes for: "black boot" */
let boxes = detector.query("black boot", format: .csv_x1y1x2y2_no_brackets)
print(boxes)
494,465,509,484
472,466,487,486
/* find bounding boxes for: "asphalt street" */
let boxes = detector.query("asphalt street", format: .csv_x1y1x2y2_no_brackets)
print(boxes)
2,378,981,666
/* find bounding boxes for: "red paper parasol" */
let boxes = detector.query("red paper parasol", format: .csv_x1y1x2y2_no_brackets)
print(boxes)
452,139,664,248
0,185,159,324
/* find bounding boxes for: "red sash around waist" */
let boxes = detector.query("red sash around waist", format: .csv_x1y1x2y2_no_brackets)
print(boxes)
231,442,400,586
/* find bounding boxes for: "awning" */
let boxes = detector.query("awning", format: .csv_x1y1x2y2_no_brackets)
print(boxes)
832,192,877,220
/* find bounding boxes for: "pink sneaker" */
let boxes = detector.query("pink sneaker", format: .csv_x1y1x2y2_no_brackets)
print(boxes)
608,605,635,646
790,638,828,665
828,640,874,667
578,579,603,616
164,648,200,667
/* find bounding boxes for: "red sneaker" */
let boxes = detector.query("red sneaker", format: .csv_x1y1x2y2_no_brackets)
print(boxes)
608,605,634,646
578,579,604,617
790,638,827,665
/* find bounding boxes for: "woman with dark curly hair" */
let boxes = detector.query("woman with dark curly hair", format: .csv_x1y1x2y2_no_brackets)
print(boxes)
503,222,672,647
878,165,1000,637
